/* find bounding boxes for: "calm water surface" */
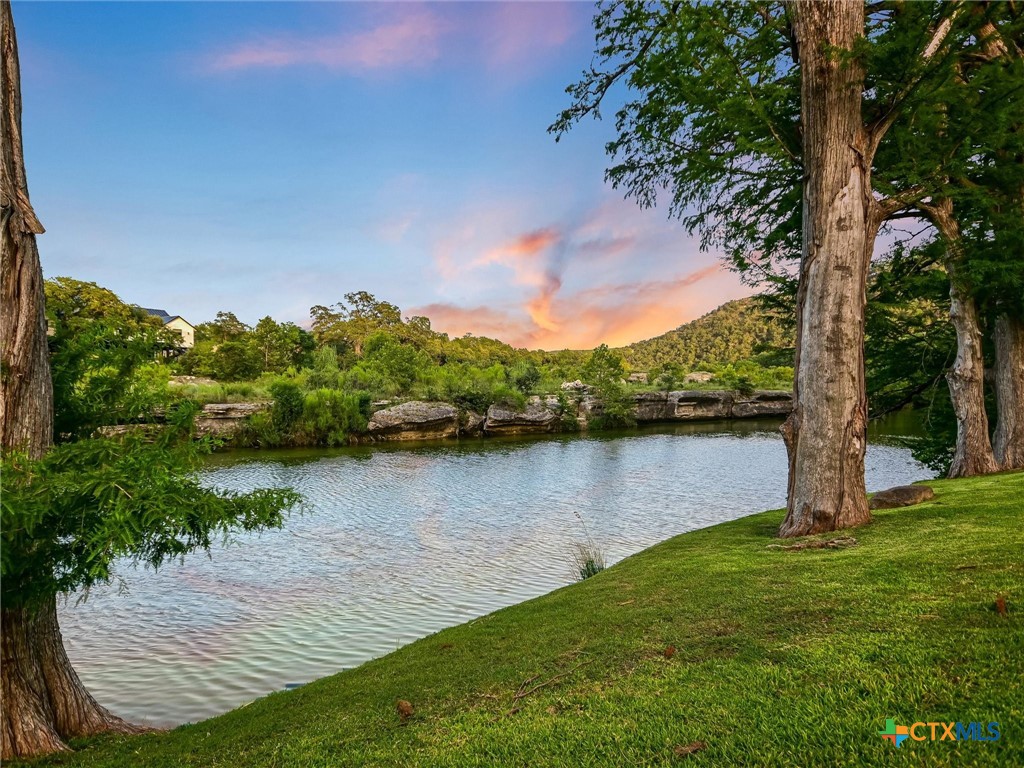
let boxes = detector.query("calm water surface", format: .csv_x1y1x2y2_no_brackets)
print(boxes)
60,420,931,726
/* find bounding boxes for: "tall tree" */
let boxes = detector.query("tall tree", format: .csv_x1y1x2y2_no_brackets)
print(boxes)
1,0,50,457
778,1,874,535
554,1,964,535
976,10,1024,471
0,6,298,758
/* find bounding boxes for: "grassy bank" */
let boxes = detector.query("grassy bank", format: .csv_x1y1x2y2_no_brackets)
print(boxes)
42,473,1022,767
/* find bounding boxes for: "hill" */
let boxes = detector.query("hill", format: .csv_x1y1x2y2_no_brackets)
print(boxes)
42,471,1023,767
620,297,792,370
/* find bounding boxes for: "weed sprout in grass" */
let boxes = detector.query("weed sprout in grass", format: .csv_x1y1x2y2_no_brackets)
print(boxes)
569,510,607,581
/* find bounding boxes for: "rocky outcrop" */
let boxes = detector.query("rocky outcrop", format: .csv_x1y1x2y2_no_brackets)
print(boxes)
869,485,935,510
731,390,794,418
461,410,485,436
484,396,563,435
189,388,793,448
630,390,792,423
195,403,270,437
367,401,460,441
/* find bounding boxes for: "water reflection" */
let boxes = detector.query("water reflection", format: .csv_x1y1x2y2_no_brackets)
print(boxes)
60,421,931,726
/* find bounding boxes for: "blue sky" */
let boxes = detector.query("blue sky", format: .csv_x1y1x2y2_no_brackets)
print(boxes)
16,1,747,349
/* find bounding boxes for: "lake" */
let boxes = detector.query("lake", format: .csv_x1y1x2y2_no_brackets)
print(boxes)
59,419,931,727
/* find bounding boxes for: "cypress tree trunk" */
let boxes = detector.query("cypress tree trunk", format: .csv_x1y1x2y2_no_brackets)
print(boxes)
925,200,1000,478
993,313,1024,470
1,3,148,758
779,1,873,537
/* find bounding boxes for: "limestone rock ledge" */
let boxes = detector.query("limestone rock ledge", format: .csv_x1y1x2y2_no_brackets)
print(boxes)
195,403,270,437
632,390,792,422
484,396,563,435
367,401,460,441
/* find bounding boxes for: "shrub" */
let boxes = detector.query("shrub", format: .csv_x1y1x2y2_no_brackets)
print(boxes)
294,389,369,447
305,347,341,391
236,410,281,448
509,360,541,394
269,381,304,432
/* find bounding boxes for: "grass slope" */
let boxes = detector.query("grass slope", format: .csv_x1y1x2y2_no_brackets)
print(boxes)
41,472,1023,767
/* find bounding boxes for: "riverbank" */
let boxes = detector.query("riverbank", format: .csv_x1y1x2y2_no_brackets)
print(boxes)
192,388,794,444
39,471,1022,767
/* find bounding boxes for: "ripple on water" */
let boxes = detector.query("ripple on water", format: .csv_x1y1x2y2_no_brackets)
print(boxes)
59,424,932,726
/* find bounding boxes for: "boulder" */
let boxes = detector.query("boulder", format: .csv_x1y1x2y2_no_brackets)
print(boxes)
627,372,649,384
731,390,794,418
460,410,485,436
561,380,587,392
869,485,936,510
367,401,459,441
195,402,270,437
671,390,735,420
485,396,561,435
631,389,793,423
683,371,714,383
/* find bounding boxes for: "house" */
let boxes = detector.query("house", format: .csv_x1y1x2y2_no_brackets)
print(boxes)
140,308,196,349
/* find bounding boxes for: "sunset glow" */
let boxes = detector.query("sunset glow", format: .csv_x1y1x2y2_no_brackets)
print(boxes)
17,1,748,350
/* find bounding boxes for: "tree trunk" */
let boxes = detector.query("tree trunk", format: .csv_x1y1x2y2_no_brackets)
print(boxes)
779,1,874,538
1,600,145,758
1,0,50,459
925,200,1000,478
1,3,148,759
993,313,1024,470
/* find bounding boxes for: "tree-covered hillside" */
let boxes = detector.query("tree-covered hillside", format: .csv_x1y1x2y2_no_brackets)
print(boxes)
620,298,792,371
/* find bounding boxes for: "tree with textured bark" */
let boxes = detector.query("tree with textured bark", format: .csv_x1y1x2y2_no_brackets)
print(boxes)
0,4,299,758
969,8,1024,471
553,1,967,536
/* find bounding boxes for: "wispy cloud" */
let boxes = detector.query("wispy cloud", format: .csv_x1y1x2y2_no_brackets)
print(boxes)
206,8,446,74
202,3,578,77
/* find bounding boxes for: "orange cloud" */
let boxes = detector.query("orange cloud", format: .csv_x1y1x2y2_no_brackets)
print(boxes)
475,227,563,331
413,263,747,351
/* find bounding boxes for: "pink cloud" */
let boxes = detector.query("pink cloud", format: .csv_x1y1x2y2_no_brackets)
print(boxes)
477,2,577,70
206,8,446,74
201,3,578,77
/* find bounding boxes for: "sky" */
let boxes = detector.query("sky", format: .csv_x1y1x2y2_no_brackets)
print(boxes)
15,1,750,350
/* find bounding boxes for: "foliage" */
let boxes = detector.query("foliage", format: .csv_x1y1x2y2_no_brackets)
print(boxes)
582,345,634,429
508,360,541,394
311,292,405,355
45,277,176,441
620,298,791,372
40,472,1024,767
181,316,313,380
304,346,341,391
416,363,526,413
351,332,430,395
194,311,249,344
4,285,301,609
1,410,299,607
293,390,370,447
269,381,304,433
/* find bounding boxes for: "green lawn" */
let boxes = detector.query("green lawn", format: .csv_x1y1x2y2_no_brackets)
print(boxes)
40,472,1023,767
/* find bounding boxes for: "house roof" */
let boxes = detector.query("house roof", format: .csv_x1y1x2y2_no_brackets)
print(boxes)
139,307,191,327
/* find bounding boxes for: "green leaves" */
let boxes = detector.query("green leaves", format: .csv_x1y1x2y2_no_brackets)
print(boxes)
1,427,300,607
